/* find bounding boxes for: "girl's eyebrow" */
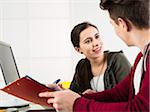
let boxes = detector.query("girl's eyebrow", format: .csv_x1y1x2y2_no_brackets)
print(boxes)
82,37,92,43
95,33,99,36
83,33,99,42
82,32,99,42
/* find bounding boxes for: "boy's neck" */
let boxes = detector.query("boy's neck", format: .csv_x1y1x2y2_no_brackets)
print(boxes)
132,28,150,53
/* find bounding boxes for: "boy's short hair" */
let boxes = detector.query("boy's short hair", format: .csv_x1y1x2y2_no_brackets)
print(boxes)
100,0,149,29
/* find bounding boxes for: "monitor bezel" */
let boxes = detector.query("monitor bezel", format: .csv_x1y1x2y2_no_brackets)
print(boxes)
0,41,20,85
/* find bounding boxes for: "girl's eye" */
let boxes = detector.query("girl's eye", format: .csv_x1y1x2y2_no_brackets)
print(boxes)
85,39,92,44
95,35,100,39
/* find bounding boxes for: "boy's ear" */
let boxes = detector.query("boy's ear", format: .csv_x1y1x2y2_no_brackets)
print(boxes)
118,17,130,31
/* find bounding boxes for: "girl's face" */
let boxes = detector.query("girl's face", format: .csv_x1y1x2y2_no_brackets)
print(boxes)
77,26,104,59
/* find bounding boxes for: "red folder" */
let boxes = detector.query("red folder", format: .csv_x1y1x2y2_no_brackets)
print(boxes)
1,76,54,107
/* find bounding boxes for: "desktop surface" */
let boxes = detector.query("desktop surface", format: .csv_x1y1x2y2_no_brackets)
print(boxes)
0,103,56,112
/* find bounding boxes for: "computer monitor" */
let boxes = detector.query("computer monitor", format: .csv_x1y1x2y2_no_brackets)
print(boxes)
0,41,20,85
0,41,30,108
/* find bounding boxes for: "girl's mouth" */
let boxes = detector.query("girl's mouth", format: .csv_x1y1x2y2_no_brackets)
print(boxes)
93,47,101,53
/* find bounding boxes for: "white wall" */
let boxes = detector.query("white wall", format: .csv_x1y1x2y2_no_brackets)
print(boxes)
0,0,73,84
0,0,140,84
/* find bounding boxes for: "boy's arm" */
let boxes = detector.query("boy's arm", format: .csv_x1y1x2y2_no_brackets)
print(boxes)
82,72,131,102
73,52,149,111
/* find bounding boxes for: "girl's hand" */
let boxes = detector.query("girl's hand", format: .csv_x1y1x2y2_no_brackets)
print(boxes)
46,84,64,91
82,89,96,94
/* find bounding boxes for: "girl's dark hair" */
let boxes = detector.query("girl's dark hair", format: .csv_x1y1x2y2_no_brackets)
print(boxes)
71,22,98,47
99,0,149,29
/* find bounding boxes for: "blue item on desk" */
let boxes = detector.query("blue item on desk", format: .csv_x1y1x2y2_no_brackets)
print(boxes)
53,79,61,84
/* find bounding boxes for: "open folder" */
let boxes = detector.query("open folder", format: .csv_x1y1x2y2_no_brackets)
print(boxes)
0,75,54,107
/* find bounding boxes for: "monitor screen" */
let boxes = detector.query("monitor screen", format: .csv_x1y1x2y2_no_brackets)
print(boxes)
0,41,20,85
0,68,5,88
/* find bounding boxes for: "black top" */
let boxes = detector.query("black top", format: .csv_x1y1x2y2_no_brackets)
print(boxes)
70,50,131,93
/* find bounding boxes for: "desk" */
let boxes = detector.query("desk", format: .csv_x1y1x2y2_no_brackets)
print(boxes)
0,103,56,112
0,91,56,112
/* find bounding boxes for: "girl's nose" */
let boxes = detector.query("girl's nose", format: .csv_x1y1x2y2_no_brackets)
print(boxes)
92,40,99,47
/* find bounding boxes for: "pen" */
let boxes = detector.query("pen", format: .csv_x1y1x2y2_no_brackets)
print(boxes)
53,79,61,84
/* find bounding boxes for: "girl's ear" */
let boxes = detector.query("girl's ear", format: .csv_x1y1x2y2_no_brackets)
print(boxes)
75,47,83,54
75,47,80,52
118,17,130,31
